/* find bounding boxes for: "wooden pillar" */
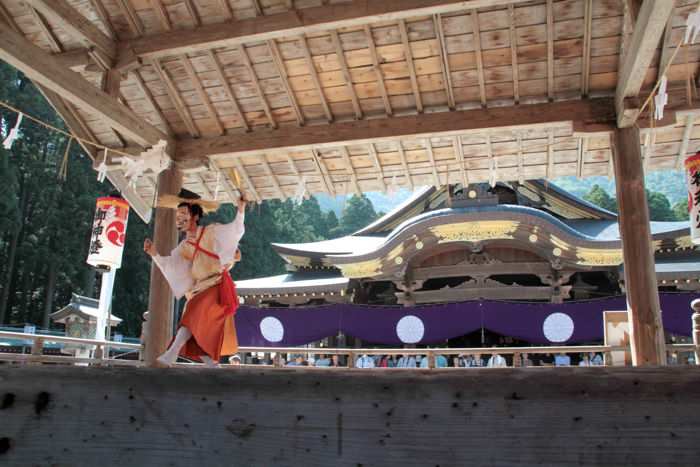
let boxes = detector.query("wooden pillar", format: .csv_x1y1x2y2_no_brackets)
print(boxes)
692,299,700,366
612,126,665,366
144,167,182,367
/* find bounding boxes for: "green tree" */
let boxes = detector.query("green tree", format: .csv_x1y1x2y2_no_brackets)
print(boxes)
324,210,339,236
646,190,676,221
583,185,618,213
672,199,689,222
334,194,379,236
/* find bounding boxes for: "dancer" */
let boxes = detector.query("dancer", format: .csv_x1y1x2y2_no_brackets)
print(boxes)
143,189,247,367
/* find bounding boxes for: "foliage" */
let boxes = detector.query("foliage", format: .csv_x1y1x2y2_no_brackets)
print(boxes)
583,184,617,213
332,194,379,236
582,184,688,222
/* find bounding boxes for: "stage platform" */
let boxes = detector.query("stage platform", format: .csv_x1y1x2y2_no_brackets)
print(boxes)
1,366,699,466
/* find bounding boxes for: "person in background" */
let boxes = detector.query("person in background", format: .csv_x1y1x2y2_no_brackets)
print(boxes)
487,352,507,368
396,354,417,368
589,352,604,366
315,354,331,367
378,355,390,368
286,355,304,366
331,354,341,367
578,353,591,366
554,352,571,367
419,354,448,368
228,354,241,366
355,354,375,368
520,352,533,367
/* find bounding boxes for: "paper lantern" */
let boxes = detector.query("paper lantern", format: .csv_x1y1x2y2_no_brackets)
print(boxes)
685,153,700,245
86,197,130,270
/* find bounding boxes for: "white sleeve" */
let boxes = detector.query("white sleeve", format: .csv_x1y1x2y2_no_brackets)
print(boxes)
212,210,245,267
152,242,193,299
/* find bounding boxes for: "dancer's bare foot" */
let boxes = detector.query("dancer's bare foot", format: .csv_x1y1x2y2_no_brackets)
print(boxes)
200,356,219,368
156,351,177,367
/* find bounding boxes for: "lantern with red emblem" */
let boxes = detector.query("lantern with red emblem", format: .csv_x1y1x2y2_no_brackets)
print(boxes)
685,152,700,245
86,196,130,271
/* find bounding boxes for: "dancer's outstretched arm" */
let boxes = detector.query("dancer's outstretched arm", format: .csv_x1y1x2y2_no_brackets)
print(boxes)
144,239,193,299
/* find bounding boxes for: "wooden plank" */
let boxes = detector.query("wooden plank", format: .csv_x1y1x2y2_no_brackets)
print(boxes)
131,70,173,136
114,0,144,37
238,45,277,128
581,0,592,96
152,59,199,137
613,126,666,366
471,10,487,106
150,0,172,31
547,131,554,178
0,26,166,148
180,54,224,135
268,39,304,126
657,11,675,82
546,0,554,100
368,143,387,192
27,0,116,59
365,25,392,116
508,4,519,104
396,141,414,190
433,15,455,110
517,133,524,183
616,0,675,128
30,8,63,53
340,146,362,195
216,0,234,20
259,154,286,199
207,50,249,131
122,0,535,63
311,149,334,195
452,136,468,187
399,19,423,113
183,0,201,27
330,30,362,119
299,35,333,121
425,138,441,187
87,0,117,40
176,98,618,159
576,137,586,178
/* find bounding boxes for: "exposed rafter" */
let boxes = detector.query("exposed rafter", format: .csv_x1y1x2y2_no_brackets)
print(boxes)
545,0,554,100
399,19,423,113
120,0,535,64
434,14,455,110
330,30,362,119
27,0,116,59
152,59,199,138
339,146,362,195
396,141,414,191
368,143,387,192
207,50,250,132
114,0,144,37
508,4,519,103
267,39,304,126
364,25,392,116
452,136,468,187
299,35,332,122
0,26,166,148
425,138,441,187
238,44,277,128
176,98,617,160
231,161,260,202
581,0,592,97
471,10,487,107
180,54,224,135
616,0,675,127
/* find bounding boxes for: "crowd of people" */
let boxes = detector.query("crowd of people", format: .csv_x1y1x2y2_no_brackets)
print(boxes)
223,351,607,368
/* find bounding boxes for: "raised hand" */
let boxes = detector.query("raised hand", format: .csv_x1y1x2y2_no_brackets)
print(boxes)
143,238,156,257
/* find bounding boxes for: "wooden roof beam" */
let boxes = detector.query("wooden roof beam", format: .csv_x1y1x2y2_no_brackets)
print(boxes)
300,35,333,122
396,141,414,191
399,19,423,113
207,50,250,132
268,39,304,126
130,70,173,136
434,15,455,109
545,0,554,101
87,0,117,40
152,59,199,138
330,30,362,119
365,25,392,116
231,161,260,202
452,136,468,187
115,0,144,37
367,143,387,192
424,138,441,187
471,10,487,107
180,54,224,135
26,0,116,59
259,155,286,199
176,98,618,160
311,149,335,195
339,146,362,195
150,0,172,31
0,26,167,148
238,45,277,128
616,0,674,128
508,4,519,104
581,0,592,97
120,0,534,64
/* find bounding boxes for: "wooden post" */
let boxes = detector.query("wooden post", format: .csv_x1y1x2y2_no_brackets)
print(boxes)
612,126,665,366
144,167,182,367
692,299,700,366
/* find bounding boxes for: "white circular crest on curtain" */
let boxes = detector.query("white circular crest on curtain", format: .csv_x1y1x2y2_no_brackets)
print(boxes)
260,316,284,343
542,312,574,342
396,315,425,344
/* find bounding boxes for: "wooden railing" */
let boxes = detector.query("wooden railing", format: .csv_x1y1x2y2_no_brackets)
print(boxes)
0,331,697,368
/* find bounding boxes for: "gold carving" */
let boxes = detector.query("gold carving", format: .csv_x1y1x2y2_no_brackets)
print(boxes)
430,221,519,243
337,259,382,278
283,255,311,267
549,234,571,252
575,248,623,266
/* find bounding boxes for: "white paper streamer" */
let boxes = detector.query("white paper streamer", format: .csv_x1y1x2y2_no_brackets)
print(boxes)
685,10,700,44
3,113,23,149
654,75,668,120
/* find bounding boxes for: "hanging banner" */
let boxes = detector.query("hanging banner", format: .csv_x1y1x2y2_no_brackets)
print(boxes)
685,152,700,244
86,197,129,270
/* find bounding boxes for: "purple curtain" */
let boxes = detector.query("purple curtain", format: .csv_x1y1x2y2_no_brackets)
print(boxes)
234,293,698,347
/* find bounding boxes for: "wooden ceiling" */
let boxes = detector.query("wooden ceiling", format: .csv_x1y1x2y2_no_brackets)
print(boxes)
0,0,698,219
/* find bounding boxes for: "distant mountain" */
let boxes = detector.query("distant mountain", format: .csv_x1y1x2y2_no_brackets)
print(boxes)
314,169,687,217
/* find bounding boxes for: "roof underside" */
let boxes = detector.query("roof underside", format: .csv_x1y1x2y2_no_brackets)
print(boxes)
1,0,698,220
